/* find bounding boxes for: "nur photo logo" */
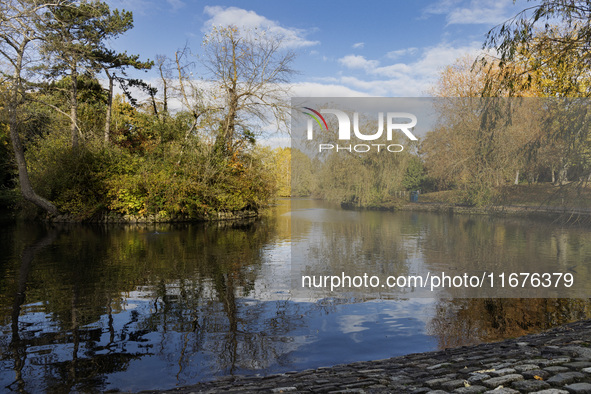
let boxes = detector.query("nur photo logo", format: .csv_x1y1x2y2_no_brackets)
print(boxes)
301,107,418,153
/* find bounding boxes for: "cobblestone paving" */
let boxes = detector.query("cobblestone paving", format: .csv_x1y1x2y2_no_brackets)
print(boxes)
143,319,591,394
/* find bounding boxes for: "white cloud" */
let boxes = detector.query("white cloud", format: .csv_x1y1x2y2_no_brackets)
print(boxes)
203,6,319,48
340,76,428,97
371,63,412,79
328,41,484,96
386,47,418,59
352,42,365,49
290,82,372,97
167,0,185,12
374,42,482,78
424,0,514,25
447,0,513,25
338,55,379,71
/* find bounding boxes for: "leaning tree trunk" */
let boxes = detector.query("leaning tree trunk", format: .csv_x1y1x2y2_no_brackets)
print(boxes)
8,42,58,216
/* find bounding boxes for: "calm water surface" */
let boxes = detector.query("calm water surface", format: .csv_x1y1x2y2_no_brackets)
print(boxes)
1,199,591,392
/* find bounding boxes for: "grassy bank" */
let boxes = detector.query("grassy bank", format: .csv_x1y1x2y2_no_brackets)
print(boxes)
397,183,591,222
419,183,591,209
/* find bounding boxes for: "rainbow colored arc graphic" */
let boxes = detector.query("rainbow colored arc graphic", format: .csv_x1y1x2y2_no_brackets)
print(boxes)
302,107,328,131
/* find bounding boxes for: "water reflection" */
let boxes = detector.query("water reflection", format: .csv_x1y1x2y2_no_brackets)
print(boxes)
1,201,590,392
291,200,591,298
428,298,591,349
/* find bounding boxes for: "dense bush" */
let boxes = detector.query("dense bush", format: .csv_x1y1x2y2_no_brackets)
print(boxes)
24,129,277,219
26,131,130,218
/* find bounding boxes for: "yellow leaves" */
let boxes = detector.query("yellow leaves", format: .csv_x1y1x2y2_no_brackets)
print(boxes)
534,375,544,381
431,55,490,97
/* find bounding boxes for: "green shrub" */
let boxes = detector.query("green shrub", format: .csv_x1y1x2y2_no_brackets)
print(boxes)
26,131,134,218
25,128,276,219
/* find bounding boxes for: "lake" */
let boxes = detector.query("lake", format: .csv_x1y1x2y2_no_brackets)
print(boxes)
1,199,590,392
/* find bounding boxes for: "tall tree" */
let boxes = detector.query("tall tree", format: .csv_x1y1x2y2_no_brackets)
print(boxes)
0,0,60,215
201,26,295,156
94,49,153,144
39,1,142,148
423,55,548,203
482,1,591,186
155,54,170,119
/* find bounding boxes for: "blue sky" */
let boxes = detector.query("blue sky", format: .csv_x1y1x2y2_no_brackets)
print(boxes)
105,0,528,97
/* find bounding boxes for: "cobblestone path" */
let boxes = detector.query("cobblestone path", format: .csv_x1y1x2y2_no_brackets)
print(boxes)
143,319,591,394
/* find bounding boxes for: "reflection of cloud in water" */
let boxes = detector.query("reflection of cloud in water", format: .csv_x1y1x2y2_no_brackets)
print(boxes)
336,299,436,336
286,300,437,367
338,314,370,335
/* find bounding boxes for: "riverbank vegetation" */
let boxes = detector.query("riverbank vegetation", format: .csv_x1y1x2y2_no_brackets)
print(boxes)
0,1,292,220
3,1,591,218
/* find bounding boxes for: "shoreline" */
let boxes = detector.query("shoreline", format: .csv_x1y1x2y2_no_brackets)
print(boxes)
339,199,591,224
400,202,591,219
5,198,591,224
47,209,259,223
139,318,591,393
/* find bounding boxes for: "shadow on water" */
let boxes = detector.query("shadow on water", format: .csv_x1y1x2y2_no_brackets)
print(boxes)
0,201,590,392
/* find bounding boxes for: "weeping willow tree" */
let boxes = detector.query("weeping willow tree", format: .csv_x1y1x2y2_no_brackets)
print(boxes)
481,0,591,191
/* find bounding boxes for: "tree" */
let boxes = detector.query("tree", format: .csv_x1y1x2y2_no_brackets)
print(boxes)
94,49,153,144
482,1,591,187
423,55,551,204
430,55,490,98
201,26,296,156
171,46,214,165
39,1,144,149
0,0,60,215
271,147,290,197
154,54,170,119
402,156,429,191
483,0,591,97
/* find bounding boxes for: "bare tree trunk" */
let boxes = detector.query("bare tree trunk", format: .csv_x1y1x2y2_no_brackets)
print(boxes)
223,92,238,147
149,89,158,117
514,169,519,185
70,63,79,149
216,40,239,156
8,41,58,216
555,160,568,186
104,69,113,145
157,55,168,118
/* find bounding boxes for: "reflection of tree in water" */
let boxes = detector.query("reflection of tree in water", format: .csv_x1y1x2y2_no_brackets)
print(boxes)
131,221,314,377
5,226,57,392
420,214,591,349
301,211,415,288
1,224,144,392
428,298,591,349
420,214,591,277
4,206,591,391
0,213,315,391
